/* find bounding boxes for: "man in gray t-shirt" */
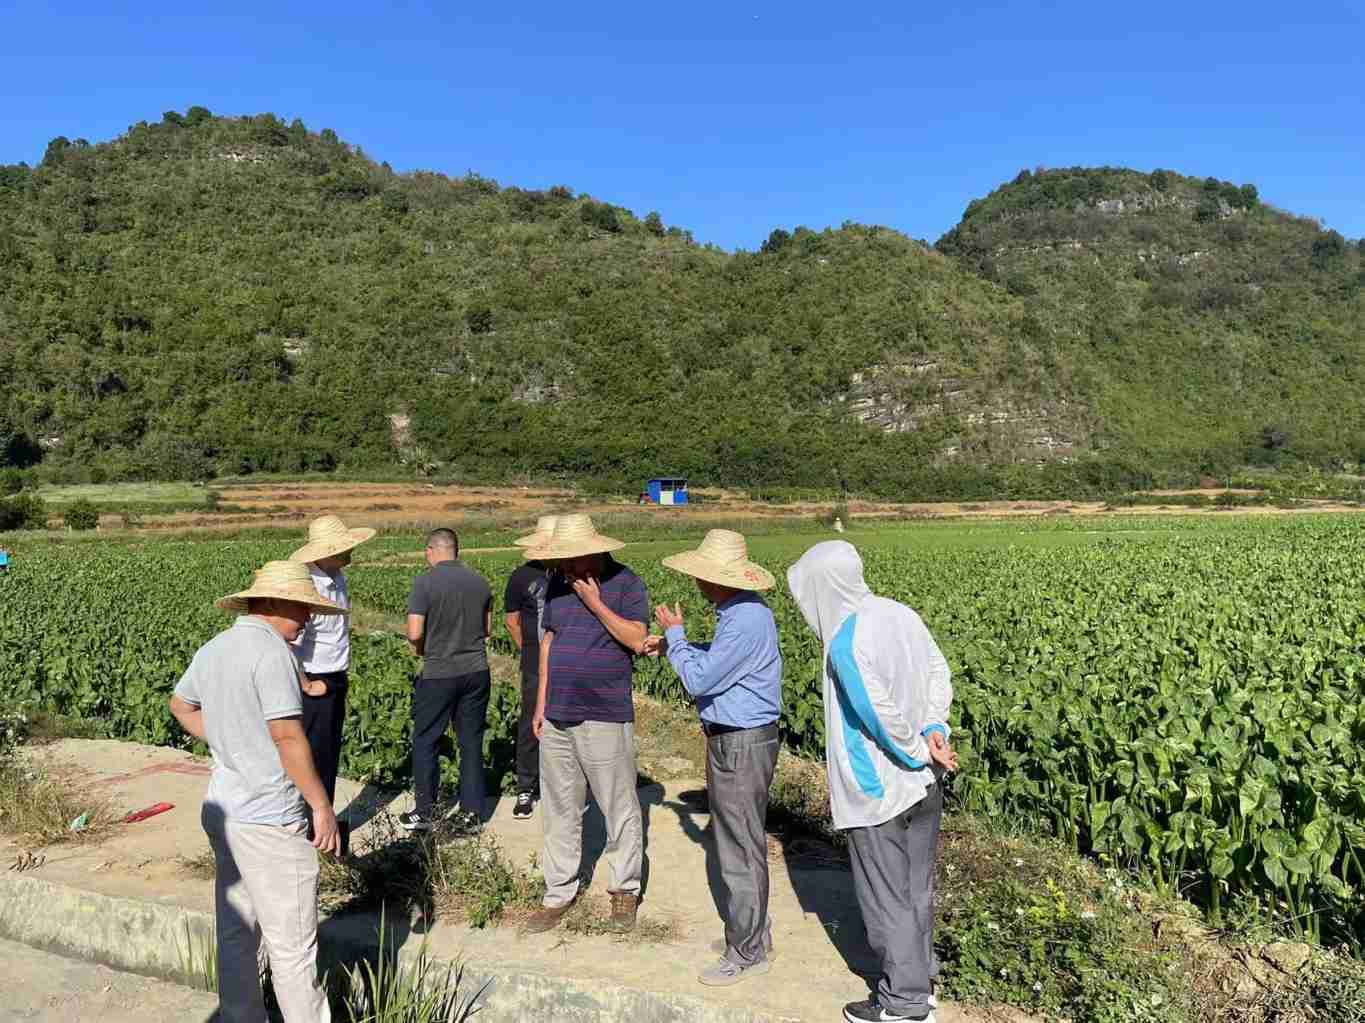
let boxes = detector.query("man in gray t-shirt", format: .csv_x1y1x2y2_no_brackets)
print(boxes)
402,528,493,831
169,560,344,1023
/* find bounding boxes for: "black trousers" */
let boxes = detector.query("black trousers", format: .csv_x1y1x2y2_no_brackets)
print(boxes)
516,670,541,796
301,669,348,805
411,671,491,817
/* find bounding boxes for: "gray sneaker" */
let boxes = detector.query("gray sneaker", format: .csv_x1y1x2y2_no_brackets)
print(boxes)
698,956,772,987
709,938,778,962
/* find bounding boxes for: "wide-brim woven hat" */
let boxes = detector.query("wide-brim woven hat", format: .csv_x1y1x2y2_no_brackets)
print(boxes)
514,514,560,549
525,513,625,560
216,560,348,614
662,529,775,591
289,514,376,563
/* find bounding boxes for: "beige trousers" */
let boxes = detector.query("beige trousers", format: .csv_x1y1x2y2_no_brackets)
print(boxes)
539,719,643,907
203,806,330,1023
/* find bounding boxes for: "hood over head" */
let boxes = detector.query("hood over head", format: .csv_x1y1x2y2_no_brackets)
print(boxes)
786,540,872,646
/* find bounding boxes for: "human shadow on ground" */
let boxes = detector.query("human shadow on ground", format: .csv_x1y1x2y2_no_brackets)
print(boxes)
569,770,665,902
337,781,401,833
658,781,880,989
775,823,879,985
659,787,727,925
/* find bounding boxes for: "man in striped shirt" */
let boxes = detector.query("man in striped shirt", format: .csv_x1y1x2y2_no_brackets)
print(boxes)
523,515,648,935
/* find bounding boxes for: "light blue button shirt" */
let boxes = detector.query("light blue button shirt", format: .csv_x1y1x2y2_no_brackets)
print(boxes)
664,592,782,728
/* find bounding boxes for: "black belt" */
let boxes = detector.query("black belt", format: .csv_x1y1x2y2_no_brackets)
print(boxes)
702,720,777,738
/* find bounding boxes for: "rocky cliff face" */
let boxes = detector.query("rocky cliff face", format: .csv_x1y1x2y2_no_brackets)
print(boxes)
843,362,1082,462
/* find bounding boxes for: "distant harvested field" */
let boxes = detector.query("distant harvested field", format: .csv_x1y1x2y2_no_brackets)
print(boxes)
35,482,210,506
15,479,1365,539
168,484,1365,530
148,482,1097,533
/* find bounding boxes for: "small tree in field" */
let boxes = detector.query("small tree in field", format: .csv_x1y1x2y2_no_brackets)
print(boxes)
64,499,100,531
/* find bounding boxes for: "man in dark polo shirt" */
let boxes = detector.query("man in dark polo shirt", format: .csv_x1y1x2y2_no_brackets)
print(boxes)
401,528,493,833
504,515,559,820
522,514,648,934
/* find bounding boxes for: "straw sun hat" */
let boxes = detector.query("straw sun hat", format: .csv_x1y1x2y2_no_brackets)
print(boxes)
662,529,775,591
525,513,625,561
216,561,348,614
289,514,376,563
514,514,560,548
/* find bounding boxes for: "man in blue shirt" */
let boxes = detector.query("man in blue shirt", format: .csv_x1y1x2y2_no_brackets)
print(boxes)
646,530,782,987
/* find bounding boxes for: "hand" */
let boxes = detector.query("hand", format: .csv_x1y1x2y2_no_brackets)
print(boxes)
532,705,546,740
641,634,668,658
301,677,328,698
654,603,684,631
310,803,341,855
927,730,958,773
572,575,604,613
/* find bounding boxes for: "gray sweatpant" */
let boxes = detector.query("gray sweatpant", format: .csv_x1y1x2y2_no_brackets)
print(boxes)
845,781,943,1018
539,719,643,908
707,723,780,967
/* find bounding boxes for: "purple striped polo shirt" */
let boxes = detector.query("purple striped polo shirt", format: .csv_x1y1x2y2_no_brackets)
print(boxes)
542,557,648,723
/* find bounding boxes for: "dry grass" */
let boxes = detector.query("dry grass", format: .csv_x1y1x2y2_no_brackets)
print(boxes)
768,750,836,837
10,710,105,744
561,893,679,942
0,759,119,846
632,694,706,781
178,849,217,880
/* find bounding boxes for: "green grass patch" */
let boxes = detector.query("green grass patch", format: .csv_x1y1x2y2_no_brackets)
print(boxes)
34,481,212,507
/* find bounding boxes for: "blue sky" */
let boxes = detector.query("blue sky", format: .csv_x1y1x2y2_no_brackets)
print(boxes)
2,1,1361,250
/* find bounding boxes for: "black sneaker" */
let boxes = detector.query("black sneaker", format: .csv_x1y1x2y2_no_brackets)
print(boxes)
398,810,432,832
513,793,534,820
842,996,931,1022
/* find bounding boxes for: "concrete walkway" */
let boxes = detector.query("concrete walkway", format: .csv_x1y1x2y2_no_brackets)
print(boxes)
1,739,987,1023
0,937,219,1023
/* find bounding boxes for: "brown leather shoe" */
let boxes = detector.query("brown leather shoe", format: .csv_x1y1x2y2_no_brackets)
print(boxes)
523,901,574,934
608,891,639,933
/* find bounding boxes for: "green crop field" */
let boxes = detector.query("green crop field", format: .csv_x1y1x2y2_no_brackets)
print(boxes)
2,513,1363,946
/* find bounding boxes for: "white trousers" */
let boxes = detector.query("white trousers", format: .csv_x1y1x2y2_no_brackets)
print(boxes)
203,806,330,1023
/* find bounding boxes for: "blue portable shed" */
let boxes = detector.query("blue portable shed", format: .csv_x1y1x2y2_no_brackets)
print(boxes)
646,477,689,506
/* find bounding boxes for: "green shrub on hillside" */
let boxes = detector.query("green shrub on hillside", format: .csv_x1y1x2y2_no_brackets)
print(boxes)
0,494,46,531
62,499,100,531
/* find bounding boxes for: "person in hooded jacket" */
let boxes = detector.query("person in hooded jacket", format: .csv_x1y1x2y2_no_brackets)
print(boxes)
787,540,958,1023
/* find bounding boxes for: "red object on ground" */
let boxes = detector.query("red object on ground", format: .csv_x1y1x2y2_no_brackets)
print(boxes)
123,802,175,824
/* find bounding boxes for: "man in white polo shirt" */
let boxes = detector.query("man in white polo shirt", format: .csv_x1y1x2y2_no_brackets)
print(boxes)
170,560,344,1023
289,514,375,810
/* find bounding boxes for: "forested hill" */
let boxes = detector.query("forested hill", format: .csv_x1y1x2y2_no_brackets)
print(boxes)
937,167,1365,473
1,109,1362,498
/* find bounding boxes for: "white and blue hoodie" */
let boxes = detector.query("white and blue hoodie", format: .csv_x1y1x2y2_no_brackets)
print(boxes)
787,541,952,830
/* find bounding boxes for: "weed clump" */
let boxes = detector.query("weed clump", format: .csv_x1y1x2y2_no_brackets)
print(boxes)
318,809,542,928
